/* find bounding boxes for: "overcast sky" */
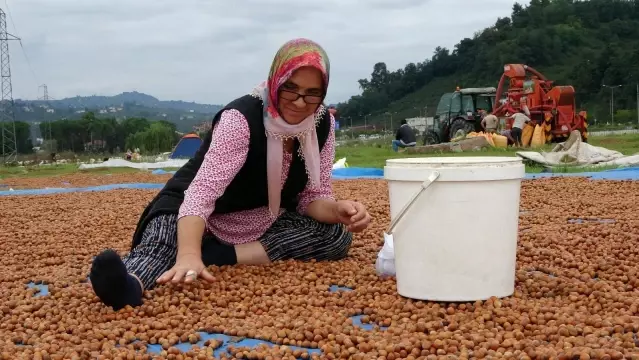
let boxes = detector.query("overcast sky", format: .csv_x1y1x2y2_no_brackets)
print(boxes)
7,0,520,105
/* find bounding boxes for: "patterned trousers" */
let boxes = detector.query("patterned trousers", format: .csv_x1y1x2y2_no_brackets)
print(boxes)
122,212,353,290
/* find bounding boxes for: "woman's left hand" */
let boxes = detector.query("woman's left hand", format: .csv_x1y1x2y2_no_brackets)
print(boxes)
333,200,371,232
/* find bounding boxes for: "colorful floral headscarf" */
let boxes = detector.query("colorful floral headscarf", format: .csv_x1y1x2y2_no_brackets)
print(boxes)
252,38,330,217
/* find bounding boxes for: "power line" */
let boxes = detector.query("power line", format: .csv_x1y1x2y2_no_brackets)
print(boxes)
0,7,19,164
17,38,38,85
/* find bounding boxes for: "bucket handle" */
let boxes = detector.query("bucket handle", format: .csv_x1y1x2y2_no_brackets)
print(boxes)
386,170,440,235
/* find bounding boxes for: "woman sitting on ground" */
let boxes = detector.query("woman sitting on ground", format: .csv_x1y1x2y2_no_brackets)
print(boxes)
89,38,372,310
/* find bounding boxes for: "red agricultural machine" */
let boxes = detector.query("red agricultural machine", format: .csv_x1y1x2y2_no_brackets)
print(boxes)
492,64,588,142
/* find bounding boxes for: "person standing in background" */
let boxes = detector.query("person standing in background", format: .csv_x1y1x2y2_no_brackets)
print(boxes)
510,110,530,147
480,110,500,133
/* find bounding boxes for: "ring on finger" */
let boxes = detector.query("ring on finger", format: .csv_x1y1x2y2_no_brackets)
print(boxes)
186,270,197,278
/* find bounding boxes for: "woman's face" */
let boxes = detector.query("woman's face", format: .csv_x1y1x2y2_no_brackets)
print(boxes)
277,66,325,125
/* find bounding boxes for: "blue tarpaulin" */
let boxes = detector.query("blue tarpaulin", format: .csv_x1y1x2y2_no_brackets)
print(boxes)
2,167,638,197
331,166,639,181
0,183,164,196
151,167,387,179
332,167,384,179
151,166,639,181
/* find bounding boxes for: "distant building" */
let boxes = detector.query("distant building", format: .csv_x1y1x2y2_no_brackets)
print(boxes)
193,120,212,134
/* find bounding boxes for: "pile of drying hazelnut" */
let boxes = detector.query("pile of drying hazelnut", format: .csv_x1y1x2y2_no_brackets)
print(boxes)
0,171,172,190
1,177,638,359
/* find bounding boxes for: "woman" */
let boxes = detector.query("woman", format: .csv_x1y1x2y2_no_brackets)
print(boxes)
89,38,371,310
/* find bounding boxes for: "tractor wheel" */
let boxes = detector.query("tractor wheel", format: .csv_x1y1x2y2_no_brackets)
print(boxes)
422,130,440,145
448,118,475,141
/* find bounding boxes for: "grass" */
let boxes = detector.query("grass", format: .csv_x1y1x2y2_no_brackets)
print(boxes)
589,133,639,155
1,134,637,180
335,133,639,172
335,140,533,168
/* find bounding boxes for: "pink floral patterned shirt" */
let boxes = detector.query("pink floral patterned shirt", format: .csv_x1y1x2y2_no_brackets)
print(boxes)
177,109,336,244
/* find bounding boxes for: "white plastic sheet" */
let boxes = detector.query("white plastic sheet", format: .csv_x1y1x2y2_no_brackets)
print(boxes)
79,157,351,171
516,130,639,168
77,158,188,170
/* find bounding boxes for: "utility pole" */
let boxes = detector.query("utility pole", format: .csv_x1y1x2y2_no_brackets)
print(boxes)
602,84,622,125
636,83,638,126
385,111,395,136
38,84,52,145
0,8,19,164
346,117,353,139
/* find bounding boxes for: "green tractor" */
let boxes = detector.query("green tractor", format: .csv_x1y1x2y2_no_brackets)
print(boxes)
422,87,497,145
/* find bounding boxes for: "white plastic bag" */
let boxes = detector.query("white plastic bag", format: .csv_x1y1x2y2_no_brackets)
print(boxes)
375,233,396,277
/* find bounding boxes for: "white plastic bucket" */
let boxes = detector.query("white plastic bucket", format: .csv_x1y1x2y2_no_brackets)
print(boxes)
383,156,525,302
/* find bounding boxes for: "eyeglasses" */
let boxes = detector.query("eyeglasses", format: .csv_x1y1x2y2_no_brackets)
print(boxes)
279,89,323,104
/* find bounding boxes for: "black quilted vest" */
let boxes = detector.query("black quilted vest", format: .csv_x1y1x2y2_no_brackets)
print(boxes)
130,94,331,249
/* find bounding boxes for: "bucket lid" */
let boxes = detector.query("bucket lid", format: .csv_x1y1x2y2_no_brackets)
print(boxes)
384,157,524,181
386,156,522,168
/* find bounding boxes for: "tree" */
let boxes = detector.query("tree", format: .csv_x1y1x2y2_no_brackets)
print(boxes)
1,121,32,154
35,115,177,155
125,121,176,153
336,0,639,126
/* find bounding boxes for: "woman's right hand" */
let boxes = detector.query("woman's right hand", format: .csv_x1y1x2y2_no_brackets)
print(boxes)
156,253,215,284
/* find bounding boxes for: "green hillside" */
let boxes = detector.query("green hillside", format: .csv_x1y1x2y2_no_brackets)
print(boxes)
337,0,639,128
15,91,223,133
